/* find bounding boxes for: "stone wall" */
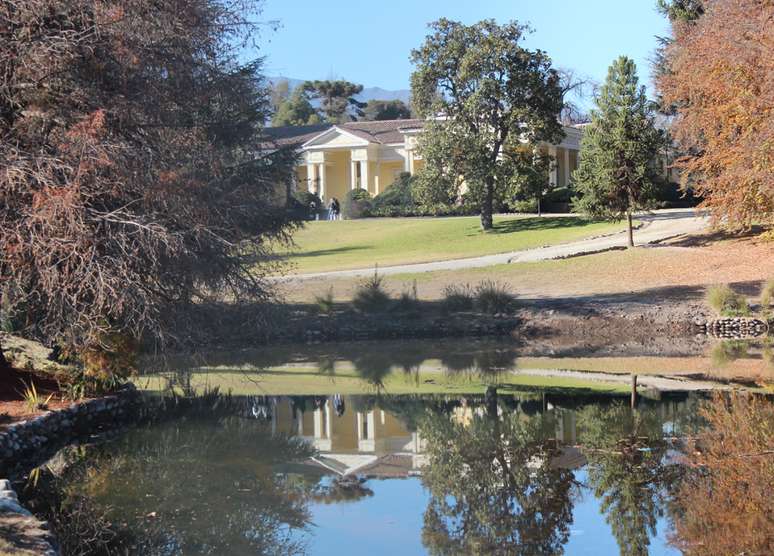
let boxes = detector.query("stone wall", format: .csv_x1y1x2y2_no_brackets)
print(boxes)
697,317,769,339
0,386,139,476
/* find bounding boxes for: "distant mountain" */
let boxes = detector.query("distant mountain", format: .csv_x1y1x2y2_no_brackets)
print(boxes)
268,76,411,104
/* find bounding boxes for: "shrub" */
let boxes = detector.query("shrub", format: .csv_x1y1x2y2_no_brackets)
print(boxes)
546,186,573,204
442,283,475,312
289,191,323,221
352,269,391,313
710,340,749,367
706,285,750,317
313,287,335,315
371,173,419,216
760,279,774,317
342,188,372,219
475,280,516,314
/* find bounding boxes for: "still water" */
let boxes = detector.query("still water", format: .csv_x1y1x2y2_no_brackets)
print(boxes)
22,389,759,555
19,337,774,555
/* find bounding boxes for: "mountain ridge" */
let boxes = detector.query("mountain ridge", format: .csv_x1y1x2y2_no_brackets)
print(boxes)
268,76,411,104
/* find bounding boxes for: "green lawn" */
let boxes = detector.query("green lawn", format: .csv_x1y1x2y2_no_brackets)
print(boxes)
136,364,629,396
281,215,628,274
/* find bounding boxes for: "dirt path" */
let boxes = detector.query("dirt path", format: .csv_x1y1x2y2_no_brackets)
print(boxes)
515,368,739,392
280,209,708,282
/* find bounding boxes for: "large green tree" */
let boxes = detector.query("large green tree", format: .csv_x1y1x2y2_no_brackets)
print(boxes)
363,99,412,121
419,389,576,555
0,0,299,363
572,57,663,247
410,19,565,230
577,403,674,556
300,80,366,123
272,88,321,126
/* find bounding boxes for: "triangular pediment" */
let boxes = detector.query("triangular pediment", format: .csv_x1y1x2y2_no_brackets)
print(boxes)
302,126,371,149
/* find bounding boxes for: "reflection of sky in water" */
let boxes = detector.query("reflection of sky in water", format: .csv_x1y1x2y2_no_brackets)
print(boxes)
301,471,681,555
564,469,679,556
307,478,427,556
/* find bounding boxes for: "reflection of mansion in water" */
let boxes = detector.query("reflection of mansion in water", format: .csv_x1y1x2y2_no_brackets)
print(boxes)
261,396,427,477
253,395,689,479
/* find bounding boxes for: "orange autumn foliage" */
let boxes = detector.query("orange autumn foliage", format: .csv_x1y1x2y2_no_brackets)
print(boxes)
670,394,774,555
657,0,774,228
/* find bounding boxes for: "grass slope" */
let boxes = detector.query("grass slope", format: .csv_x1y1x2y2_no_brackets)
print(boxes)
282,215,626,274
137,364,630,396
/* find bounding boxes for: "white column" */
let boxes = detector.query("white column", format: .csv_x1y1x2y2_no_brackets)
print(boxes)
548,146,558,187
361,161,370,193
313,408,323,439
296,408,304,435
324,402,332,439
375,162,381,195
404,150,411,172
307,163,317,193
318,163,326,200
350,159,358,190
367,412,375,440
564,148,571,186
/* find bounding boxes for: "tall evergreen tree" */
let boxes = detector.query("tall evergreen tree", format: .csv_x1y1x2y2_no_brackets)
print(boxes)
300,80,366,123
573,57,663,247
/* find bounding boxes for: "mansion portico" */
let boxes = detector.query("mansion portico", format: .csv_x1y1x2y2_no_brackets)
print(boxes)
266,119,585,203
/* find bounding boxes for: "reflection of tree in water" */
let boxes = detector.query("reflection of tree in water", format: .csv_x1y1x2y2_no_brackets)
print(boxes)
577,402,675,556
29,412,317,555
418,388,576,555
670,394,774,556
311,476,374,505
440,346,519,381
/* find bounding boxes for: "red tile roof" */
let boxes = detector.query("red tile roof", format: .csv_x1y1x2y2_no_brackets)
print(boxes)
264,119,425,148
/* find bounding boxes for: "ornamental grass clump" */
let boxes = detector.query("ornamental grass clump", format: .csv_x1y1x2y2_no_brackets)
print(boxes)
706,285,750,317
352,269,391,313
18,380,54,412
760,280,774,319
313,287,335,315
394,281,421,317
475,280,516,314
442,283,475,312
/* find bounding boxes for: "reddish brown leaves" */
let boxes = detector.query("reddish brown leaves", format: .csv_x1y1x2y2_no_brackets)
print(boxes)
657,0,774,228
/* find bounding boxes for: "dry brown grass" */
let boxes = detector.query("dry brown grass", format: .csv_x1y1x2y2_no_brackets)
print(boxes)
280,233,774,303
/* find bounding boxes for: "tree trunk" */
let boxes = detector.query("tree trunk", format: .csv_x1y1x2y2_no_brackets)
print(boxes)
0,340,10,372
480,179,494,230
537,193,542,217
627,212,634,248
630,374,638,408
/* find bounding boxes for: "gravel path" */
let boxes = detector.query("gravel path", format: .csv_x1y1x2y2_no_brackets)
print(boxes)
280,209,708,282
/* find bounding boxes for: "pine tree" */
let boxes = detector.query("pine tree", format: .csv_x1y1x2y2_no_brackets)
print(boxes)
573,57,663,247
272,88,321,126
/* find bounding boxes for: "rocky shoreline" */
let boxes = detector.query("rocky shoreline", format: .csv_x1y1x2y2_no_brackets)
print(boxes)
0,387,141,556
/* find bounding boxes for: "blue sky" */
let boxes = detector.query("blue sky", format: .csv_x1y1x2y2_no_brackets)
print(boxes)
255,0,670,100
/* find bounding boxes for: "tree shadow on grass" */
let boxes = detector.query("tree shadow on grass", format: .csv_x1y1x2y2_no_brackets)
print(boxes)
260,245,371,263
489,216,596,235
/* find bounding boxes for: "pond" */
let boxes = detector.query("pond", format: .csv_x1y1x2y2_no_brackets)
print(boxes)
17,338,774,555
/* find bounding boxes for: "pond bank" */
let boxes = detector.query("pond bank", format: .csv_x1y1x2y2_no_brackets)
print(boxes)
182,294,717,351
0,389,140,556
0,479,57,556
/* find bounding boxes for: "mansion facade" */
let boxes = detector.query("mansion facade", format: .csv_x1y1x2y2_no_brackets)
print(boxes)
266,118,585,203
